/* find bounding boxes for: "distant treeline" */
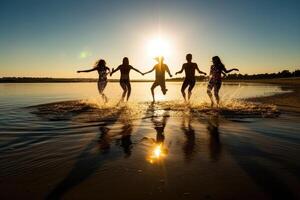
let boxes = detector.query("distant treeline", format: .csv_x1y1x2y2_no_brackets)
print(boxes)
168,69,300,81
0,77,98,83
1,70,299,83
0,77,151,83
223,70,300,80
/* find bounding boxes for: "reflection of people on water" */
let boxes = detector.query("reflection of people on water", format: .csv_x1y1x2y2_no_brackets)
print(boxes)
207,56,239,107
151,111,169,145
98,110,133,157
206,116,222,161
181,114,196,162
77,59,110,102
143,56,173,102
110,57,143,102
116,121,133,158
176,54,206,102
98,126,111,153
146,106,169,163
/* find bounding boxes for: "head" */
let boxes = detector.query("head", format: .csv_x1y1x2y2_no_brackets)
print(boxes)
212,56,222,65
95,59,106,67
122,57,129,65
155,56,164,64
186,54,192,62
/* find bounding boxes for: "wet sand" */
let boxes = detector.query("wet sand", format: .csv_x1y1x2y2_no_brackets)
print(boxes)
0,81,300,200
245,78,300,112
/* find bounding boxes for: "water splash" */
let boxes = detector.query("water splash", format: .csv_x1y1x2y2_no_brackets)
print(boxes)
28,99,279,122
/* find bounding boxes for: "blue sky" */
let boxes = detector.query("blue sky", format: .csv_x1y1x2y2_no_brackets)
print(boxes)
0,0,299,78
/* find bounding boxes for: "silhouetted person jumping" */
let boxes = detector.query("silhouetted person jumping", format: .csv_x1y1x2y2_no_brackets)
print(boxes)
175,54,206,101
207,56,239,107
143,56,172,102
77,59,110,102
110,57,143,102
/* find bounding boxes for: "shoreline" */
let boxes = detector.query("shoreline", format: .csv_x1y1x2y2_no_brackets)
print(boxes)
1,78,299,113
1,77,300,84
245,79,300,113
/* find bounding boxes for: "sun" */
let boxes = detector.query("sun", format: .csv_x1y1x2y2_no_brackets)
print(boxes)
147,36,172,58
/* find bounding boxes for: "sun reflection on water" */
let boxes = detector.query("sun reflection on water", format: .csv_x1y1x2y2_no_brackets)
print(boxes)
147,143,167,164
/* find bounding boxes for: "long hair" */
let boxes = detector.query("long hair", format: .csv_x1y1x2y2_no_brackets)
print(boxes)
95,59,106,68
212,56,225,69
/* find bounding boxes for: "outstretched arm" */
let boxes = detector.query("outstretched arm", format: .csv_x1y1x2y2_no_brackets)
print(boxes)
105,67,111,74
195,64,207,75
131,66,144,75
77,67,98,73
143,67,155,75
166,65,172,77
223,67,239,74
175,65,184,75
110,66,120,76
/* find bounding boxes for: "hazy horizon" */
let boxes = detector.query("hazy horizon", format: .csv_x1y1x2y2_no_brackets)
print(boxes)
1,0,300,79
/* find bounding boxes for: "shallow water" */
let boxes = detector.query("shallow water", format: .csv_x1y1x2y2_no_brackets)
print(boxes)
0,82,299,200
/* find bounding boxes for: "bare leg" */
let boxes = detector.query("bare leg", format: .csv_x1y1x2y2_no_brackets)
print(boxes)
207,88,214,107
188,91,192,101
214,83,222,107
151,87,155,102
126,82,131,101
188,80,195,101
214,90,220,107
151,82,157,103
181,89,186,101
98,81,108,103
120,82,127,102
122,91,127,101
102,93,108,103
181,80,189,102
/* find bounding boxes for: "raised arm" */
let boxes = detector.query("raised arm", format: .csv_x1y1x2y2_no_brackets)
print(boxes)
195,64,207,75
166,65,172,77
143,66,155,75
175,64,184,75
77,67,98,73
131,66,144,75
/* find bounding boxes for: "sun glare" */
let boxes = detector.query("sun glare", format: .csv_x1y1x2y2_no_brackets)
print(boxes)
148,143,167,164
147,37,171,58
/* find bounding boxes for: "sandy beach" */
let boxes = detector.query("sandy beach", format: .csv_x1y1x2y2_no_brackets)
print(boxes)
244,78,300,112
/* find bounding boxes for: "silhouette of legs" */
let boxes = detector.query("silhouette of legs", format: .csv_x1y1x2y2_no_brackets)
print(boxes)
119,80,131,102
151,81,167,102
120,81,127,102
188,80,195,100
181,79,195,101
207,81,222,107
214,82,222,106
181,81,188,101
126,82,131,101
151,82,158,102
97,80,108,103
207,88,214,107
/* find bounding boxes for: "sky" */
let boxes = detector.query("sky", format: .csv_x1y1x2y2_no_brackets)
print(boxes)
0,0,300,79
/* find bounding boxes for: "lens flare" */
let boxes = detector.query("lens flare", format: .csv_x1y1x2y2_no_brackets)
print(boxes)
79,51,91,59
